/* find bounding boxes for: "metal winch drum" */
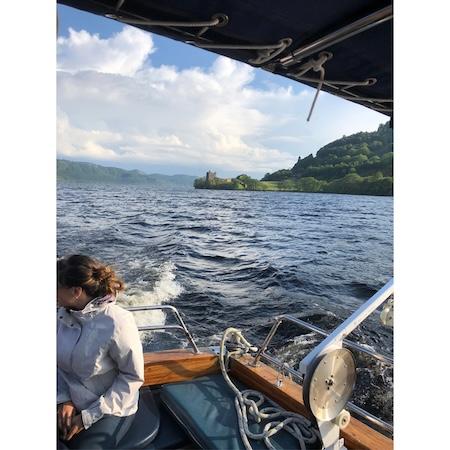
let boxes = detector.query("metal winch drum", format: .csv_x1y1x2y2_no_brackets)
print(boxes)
303,348,356,422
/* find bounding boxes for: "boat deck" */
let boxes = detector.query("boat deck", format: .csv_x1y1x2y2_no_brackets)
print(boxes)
138,349,393,450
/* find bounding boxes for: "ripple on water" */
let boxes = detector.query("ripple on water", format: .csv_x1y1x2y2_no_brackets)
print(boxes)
57,183,393,422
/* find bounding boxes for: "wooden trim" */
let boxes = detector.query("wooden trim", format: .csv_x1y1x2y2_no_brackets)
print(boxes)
142,349,220,386
230,354,393,450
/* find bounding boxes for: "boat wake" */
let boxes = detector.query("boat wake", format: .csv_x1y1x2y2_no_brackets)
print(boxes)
118,261,183,348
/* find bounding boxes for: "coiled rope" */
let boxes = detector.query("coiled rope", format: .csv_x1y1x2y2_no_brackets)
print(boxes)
219,328,320,450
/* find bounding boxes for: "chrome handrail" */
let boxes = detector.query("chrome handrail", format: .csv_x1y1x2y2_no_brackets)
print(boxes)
300,279,394,373
346,402,393,434
125,304,199,353
254,315,393,366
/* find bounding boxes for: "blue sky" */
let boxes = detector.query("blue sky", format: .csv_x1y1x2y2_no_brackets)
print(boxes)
57,4,387,178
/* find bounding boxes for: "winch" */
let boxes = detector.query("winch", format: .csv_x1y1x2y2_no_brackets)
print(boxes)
303,348,356,449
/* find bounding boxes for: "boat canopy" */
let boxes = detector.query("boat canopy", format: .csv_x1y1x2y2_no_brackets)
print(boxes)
58,0,393,118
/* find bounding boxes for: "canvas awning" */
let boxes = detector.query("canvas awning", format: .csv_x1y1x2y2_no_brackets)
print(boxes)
58,0,393,118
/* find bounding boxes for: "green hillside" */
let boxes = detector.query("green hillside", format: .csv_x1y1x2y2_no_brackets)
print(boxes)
195,122,393,196
57,160,197,188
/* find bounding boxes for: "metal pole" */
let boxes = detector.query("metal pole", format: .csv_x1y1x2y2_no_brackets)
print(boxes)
347,402,393,434
106,14,225,28
277,315,393,365
172,308,200,353
280,6,393,66
137,324,185,332
125,304,200,353
252,318,283,366
253,313,393,368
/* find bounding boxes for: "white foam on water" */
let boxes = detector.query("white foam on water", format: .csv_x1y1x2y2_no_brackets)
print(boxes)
118,261,183,339
273,332,321,367
207,333,224,346
292,332,321,347
127,260,143,270
358,342,377,352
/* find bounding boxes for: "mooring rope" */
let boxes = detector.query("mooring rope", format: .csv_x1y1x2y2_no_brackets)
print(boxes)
219,328,320,450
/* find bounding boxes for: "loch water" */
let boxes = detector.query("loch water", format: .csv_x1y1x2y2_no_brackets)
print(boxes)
57,183,393,423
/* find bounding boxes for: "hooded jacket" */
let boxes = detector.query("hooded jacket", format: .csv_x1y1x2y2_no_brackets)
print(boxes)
57,295,144,429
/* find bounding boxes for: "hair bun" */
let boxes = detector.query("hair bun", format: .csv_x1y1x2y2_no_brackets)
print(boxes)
92,266,112,281
58,254,125,297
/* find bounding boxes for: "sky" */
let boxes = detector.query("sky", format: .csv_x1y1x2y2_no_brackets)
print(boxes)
57,5,388,178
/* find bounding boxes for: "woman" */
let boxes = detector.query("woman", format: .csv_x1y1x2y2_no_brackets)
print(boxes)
57,255,144,449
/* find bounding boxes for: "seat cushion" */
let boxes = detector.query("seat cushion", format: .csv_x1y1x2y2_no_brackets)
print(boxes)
147,391,191,450
118,388,160,449
160,374,306,450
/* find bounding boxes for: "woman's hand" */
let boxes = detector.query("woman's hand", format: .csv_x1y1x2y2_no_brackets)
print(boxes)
65,414,85,441
57,401,76,438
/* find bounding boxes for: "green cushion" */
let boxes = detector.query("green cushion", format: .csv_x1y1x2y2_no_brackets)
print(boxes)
160,374,310,450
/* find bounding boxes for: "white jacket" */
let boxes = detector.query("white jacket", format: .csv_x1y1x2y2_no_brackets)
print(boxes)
57,296,144,429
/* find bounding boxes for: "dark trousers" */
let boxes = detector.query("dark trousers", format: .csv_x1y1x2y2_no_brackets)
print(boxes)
61,414,135,449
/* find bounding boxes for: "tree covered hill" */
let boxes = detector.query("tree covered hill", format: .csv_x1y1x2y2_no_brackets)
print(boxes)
271,121,392,181
195,122,393,196
57,160,197,188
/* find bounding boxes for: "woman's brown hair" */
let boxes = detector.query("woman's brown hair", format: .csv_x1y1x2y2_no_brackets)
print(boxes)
57,255,125,299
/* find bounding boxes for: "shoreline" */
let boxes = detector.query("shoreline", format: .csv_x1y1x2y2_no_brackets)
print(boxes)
194,186,393,197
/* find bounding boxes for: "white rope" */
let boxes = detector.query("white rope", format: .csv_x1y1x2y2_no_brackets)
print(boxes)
249,38,293,65
115,0,126,12
292,52,332,121
219,328,320,450
188,38,293,65
292,55,391,116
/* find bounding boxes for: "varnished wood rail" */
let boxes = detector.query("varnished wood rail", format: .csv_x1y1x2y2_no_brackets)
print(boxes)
142,349,220,386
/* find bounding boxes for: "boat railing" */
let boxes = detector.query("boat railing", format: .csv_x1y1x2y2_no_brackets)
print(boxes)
123,283,393,433
253,315,393,366
125,304,200,353
252,315,393,433
252,278,394,434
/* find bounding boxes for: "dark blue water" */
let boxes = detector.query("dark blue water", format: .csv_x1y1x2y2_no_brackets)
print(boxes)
57,183,393,423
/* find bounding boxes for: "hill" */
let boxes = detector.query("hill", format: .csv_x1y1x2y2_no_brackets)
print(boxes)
57,160,197,188
194,122,393,196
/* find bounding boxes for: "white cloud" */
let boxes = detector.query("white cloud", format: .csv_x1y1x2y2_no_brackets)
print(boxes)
57,26,386,176
57,113,121,159
57,26,155,76
264,136,305,144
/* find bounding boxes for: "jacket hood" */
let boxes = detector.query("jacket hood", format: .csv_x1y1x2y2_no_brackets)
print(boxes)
71,293,116,316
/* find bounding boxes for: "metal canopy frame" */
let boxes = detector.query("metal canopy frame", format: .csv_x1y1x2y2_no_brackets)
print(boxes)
276,5,393,116
279,6,393,67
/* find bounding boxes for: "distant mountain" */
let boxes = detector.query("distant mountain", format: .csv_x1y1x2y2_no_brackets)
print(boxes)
57,160,197,188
